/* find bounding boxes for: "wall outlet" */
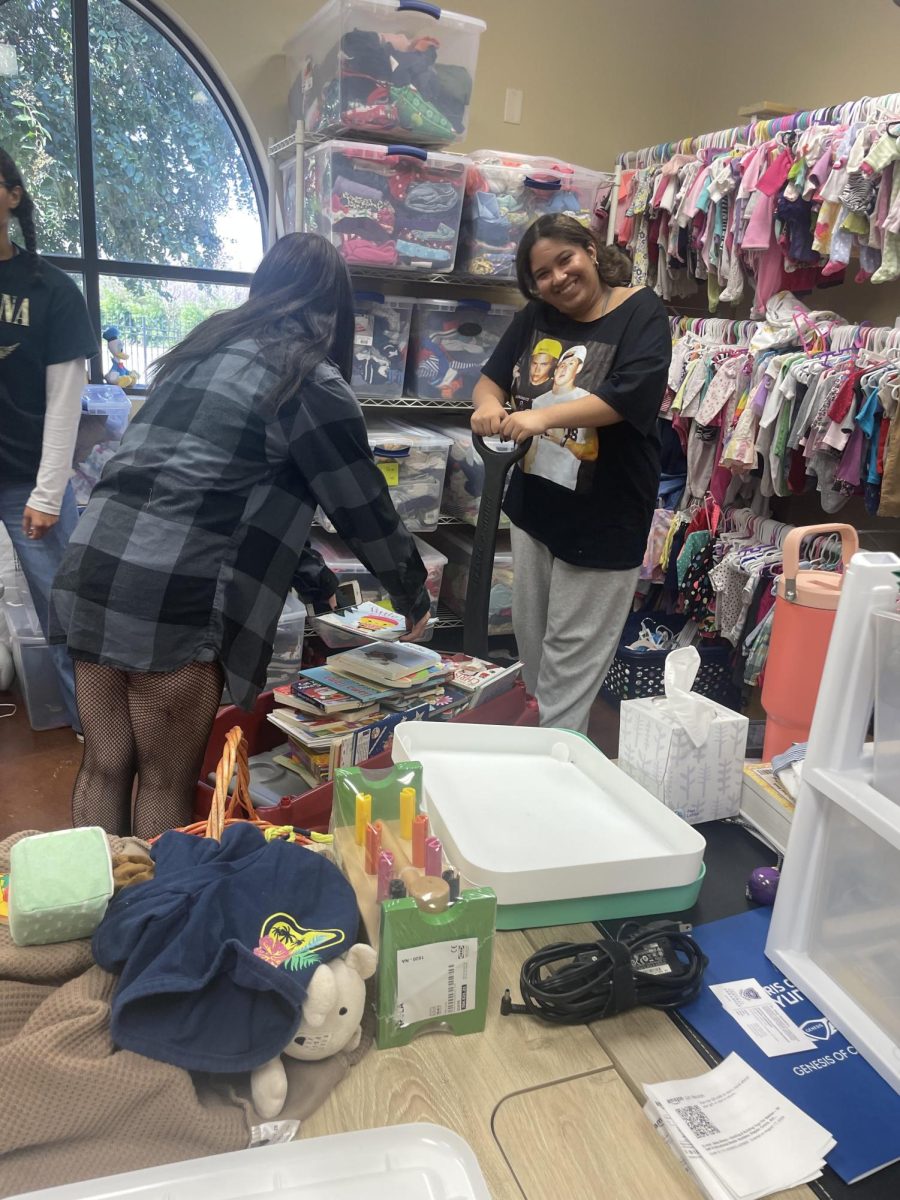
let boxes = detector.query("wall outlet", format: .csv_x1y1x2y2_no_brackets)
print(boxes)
504,88,523,125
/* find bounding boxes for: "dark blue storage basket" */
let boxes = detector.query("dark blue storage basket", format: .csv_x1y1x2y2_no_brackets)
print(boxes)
600,613,741,710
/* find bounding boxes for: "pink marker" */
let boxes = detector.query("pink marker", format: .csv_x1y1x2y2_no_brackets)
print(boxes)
425,835,442,878
376,850,395,902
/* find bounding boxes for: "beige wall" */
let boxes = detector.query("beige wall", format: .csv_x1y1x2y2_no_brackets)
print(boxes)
161,0,707,168
164,0,899,323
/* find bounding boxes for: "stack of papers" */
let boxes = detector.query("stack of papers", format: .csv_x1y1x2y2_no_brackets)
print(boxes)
645,1053,835,1200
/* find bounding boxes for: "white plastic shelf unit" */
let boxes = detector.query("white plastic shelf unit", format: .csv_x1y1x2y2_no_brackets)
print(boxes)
766,550,900,1094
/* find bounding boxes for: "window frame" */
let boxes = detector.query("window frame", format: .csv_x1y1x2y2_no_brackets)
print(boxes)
41,0,268,381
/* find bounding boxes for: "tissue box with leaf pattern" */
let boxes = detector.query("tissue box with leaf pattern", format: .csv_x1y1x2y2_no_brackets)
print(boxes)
616,647,748,824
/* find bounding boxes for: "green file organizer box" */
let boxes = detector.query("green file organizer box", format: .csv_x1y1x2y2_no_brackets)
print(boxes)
376,887,496,1049
9,827,114,946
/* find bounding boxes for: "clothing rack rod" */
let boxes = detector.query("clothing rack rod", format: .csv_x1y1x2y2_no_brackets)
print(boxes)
618,90,900,167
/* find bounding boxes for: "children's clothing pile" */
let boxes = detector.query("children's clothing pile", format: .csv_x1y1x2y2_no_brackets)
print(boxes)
316,418,452,533
615,117,900,313
663,296,900,518
351,291,414,397
406,298,516,399
304,140,468,270
458,151,611,277
289,5,484,147
423,416,511,527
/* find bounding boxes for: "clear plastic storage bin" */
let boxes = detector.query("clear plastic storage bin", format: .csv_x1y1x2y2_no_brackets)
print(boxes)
71,384,131,506
286,0,486,146
874,609,900,801
303,139,468,272
317,418,452,533
310,529,446,612
458,150,609,278
0,575,67,731
424,416,510,527
352,291,414,397
12,1123,492,1199
265,592,308,689
405,297,517,400
428,526,513,635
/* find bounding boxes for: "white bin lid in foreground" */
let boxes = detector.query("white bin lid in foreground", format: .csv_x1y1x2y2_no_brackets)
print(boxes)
392,723,706,906
11,1124,491,1200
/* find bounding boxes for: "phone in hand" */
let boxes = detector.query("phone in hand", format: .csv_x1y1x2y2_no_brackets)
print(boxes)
333,580,362,612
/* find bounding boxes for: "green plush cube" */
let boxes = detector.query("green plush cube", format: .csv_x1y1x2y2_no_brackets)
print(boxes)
9,828,114,946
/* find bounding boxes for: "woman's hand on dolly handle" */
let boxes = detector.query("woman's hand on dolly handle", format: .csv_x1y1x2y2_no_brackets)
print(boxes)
470,398,507,437
499,407,548,444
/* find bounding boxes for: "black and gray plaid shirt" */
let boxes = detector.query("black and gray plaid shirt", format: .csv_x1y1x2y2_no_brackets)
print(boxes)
49,340,430,709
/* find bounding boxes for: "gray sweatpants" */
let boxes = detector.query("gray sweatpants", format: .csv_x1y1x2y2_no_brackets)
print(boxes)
510,524,640,734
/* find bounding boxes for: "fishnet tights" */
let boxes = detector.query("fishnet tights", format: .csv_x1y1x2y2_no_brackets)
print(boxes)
72,659,224,840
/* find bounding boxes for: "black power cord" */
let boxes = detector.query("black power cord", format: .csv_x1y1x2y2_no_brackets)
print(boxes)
500,920,709,1024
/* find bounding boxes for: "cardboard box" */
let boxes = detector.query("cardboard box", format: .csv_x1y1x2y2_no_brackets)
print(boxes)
618,695,749,824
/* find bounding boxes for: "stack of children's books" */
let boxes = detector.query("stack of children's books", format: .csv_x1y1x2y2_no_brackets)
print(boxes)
266,645,523,785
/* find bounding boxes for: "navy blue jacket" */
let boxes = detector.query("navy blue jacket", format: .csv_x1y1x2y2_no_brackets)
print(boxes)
93,824,359,1072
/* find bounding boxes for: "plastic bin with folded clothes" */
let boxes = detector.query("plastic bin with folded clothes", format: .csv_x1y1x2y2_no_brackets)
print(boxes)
70,384,131,506
310,529,447,614
351,291,414,398
286,0,486,146
457,150,610,278
421,416,511,528
316,417,452,533
427,526,513,636
302,139,469,271
404,297,517,401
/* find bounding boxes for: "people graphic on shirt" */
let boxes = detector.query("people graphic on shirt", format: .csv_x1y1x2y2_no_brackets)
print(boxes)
511,336,563,404
524,344,599,490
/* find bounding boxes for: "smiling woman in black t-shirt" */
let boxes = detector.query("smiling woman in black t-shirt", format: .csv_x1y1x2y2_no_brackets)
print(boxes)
472,213,671,734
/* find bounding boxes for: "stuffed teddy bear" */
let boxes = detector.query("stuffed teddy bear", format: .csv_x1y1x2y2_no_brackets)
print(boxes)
251,943,377,1119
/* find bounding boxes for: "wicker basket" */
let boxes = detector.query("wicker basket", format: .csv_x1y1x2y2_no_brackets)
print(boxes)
160,726,310,844
600,616,740,709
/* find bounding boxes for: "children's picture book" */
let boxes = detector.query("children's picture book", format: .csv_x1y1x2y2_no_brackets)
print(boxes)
294,666,397,705
313,602,407,641
273,681,363,715
444,655,522,694
328,641,445,685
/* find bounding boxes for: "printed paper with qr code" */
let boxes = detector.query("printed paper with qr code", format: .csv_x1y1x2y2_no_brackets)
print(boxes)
393,938,478,1027
644,1053,835,1200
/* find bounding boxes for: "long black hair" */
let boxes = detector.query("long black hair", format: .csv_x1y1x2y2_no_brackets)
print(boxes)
516,213,633,301
151,233,356,412
0,146,41,275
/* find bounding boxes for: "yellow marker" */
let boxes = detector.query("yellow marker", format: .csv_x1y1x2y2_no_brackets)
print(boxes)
399,786,417,840
355,793,372,845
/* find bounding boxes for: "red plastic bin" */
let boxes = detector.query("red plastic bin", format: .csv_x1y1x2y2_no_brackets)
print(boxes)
195,682,537,833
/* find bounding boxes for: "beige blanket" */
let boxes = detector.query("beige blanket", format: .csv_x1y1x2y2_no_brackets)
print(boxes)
0,831,371,1197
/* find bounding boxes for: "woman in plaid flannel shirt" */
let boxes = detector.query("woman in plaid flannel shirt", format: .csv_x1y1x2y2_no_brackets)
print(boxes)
51,234,431,839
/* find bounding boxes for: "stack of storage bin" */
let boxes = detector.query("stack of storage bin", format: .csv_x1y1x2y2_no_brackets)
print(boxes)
457,150,609,278
286,0,485,270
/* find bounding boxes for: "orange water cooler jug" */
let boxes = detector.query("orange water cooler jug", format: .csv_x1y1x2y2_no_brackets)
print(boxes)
761,523,859,761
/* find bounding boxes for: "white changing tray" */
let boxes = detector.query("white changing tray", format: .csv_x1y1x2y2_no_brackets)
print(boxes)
11,1124,490,1199
392,723,706,929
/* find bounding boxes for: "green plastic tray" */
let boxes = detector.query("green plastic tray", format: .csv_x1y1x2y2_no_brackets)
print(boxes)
493,863,706,930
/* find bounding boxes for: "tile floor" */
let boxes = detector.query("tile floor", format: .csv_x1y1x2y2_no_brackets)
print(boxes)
0,687,621,840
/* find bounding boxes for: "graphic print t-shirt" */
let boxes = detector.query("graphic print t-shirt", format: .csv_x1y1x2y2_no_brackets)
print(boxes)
0,251,98,484
482,288,671,569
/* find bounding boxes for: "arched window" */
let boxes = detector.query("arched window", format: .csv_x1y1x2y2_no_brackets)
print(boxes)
0,0,267,381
